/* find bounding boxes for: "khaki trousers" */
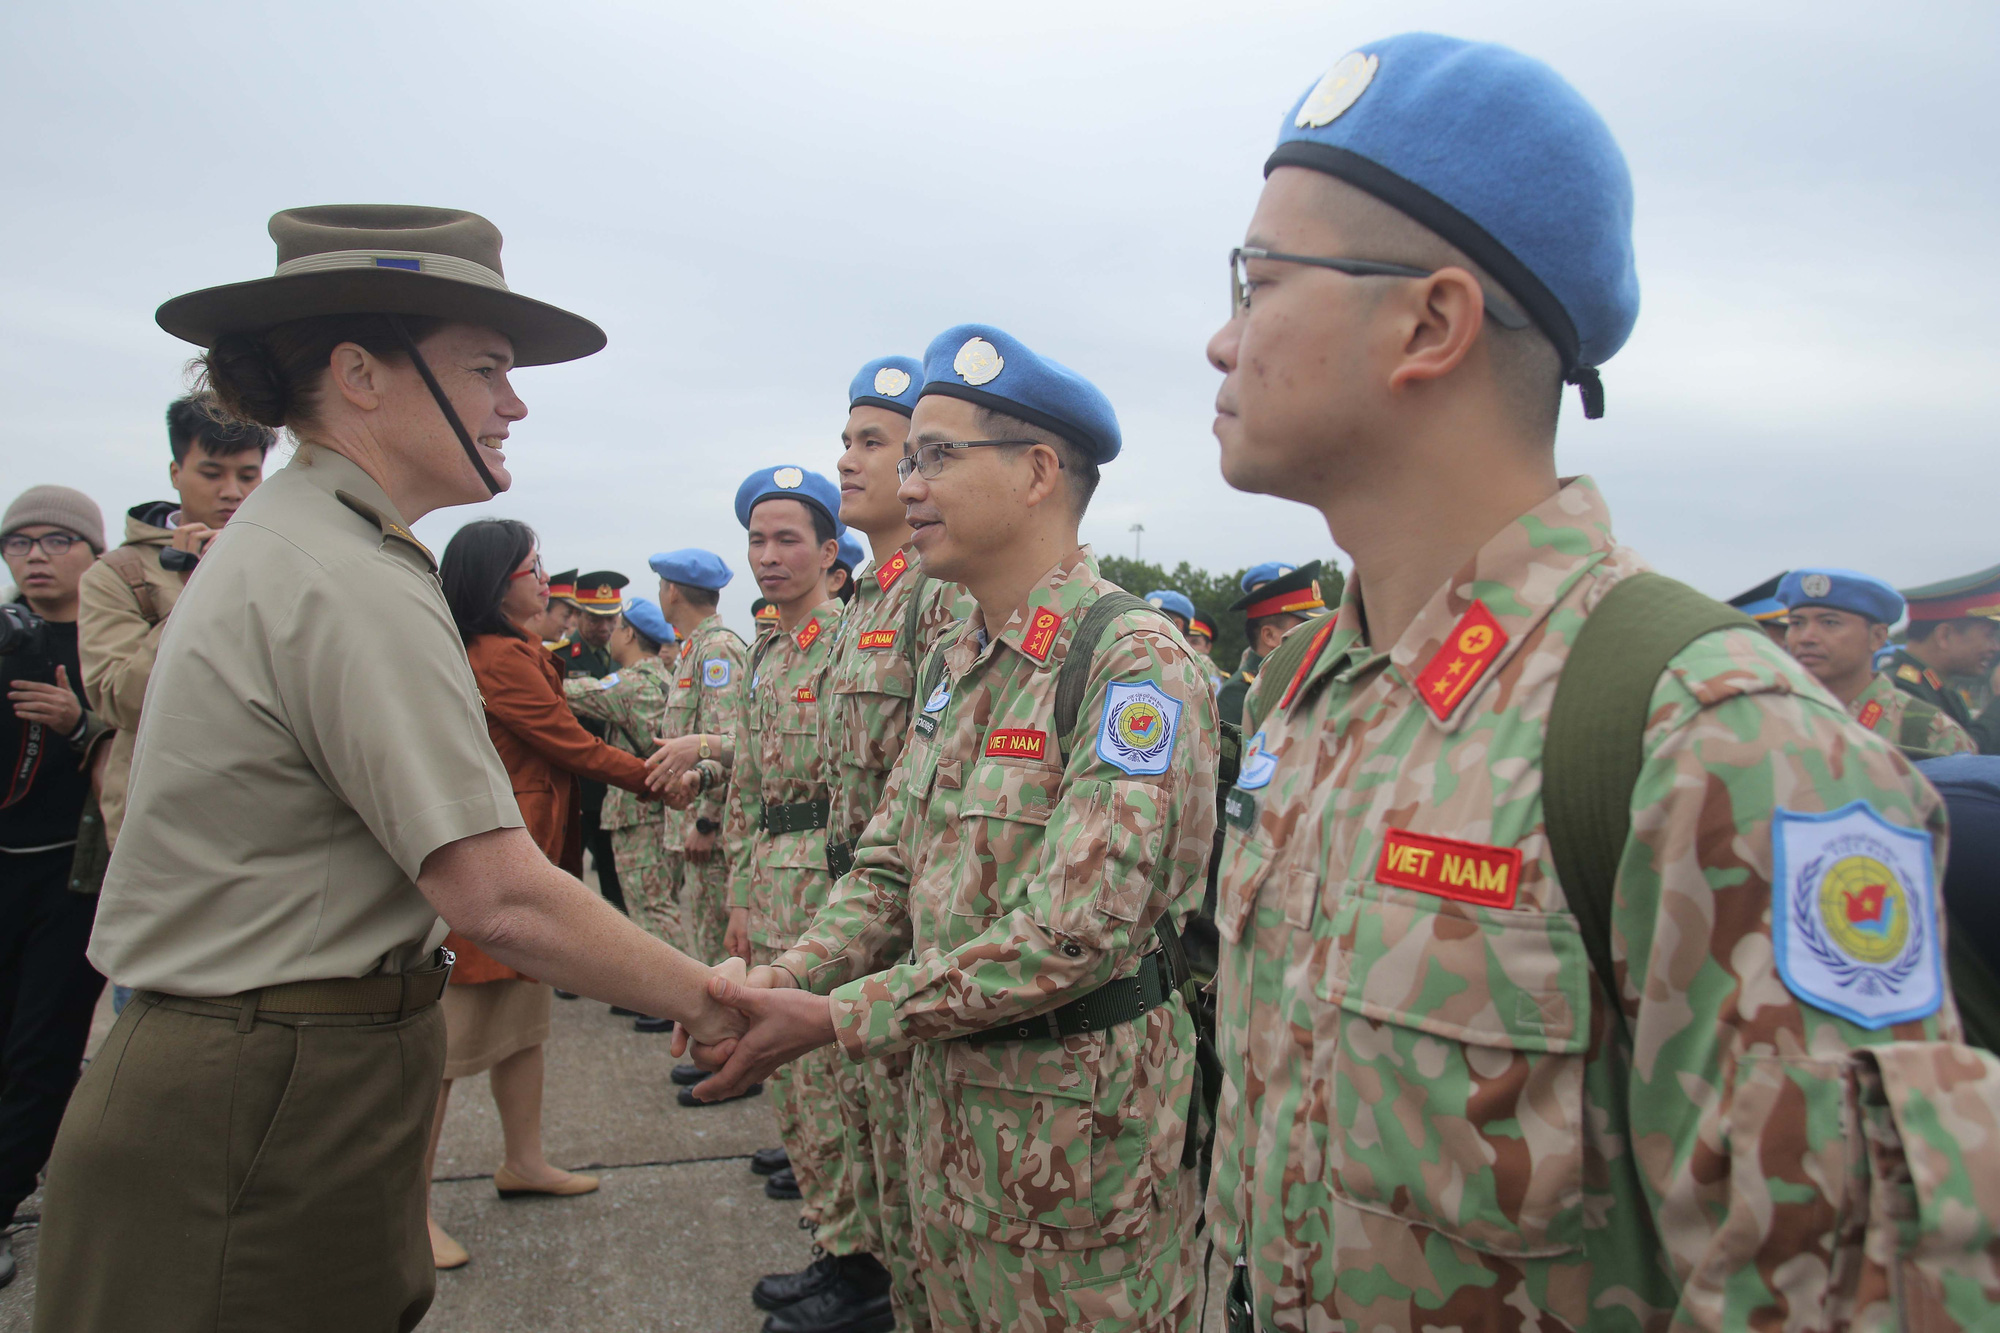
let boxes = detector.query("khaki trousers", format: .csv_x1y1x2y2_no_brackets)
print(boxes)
34,990,446,1333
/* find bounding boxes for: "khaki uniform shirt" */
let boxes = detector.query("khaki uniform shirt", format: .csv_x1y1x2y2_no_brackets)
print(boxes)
89,448,521,995
723,601,843,947
77,505,186,846
775,548,1218,1249
819,543,971,849
1210,477,2000,1331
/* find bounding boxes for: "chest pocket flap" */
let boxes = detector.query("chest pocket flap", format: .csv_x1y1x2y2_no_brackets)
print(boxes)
1318,880,1591,1258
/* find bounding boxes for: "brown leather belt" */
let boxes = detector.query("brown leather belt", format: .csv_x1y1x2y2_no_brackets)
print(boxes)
157,950,455,1032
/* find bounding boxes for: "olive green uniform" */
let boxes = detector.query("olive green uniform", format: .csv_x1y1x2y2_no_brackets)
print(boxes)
37,449,520,1333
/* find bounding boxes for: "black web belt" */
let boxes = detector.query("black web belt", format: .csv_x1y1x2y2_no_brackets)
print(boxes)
825,838,855,878
955,951,1171,1045
760,798,829,836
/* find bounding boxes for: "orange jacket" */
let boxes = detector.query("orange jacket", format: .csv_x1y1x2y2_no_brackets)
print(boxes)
446,632,653,984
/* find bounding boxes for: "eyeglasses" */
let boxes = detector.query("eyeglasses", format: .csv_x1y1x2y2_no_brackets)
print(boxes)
895,439,1044,484
508,556,547,583
2,532,81,558
1229,246,1529,329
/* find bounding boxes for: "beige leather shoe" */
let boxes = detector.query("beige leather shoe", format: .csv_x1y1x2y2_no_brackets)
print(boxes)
429,1221,469,1271
493,1166,601,1199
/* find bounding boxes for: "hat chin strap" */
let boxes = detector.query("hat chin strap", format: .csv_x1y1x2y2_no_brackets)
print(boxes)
384,314,501,497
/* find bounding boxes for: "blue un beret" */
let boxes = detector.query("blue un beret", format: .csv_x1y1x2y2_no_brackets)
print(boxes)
1778,568,1906,626
648,548,733,591
1268,33,1638,418
1143,589,1196,623
735,465,844,534
919,323,1121,464
621,596,676,646
849,355,924,417
1240,562,1298,593
836,530,865,570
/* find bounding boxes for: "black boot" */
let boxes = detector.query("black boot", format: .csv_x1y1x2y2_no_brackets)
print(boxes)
763,1166,801,1199
679,1081,763,1107
762,1255,894,1333
749,1146,790,1175
609,1004,643,1017
752,1250,837,1311
632,1015,674,1033
671,1062,706,1086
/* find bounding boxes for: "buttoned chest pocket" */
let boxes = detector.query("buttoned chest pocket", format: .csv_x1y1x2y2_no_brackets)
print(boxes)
948,764,1053,922
829,651,914,773
936,1038,1099,1235
1317,882,1589,1258
1215,821,1320,945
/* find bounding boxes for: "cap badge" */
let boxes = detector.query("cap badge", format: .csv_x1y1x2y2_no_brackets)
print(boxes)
873,366,912,397
1295,51,1378,129
773,467,804,489
1147,596,1164,608
1802,573,1833,598
954,337,1004,387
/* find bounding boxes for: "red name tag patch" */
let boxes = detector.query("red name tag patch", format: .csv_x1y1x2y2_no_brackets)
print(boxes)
1857,700,1884,729
859,629,898,651
1376,827,1522,909
984,728,1048,761
677,677,693,688
793,686,816,703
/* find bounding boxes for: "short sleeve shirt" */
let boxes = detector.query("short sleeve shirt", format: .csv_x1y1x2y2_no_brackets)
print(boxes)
88,448,522,995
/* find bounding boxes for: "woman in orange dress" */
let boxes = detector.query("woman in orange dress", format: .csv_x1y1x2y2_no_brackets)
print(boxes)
426,518,655,1269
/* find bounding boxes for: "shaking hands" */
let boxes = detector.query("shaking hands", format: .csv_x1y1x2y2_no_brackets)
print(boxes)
671,961,837,1103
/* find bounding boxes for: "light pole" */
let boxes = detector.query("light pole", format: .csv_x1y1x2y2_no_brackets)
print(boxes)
1129,522,1144,560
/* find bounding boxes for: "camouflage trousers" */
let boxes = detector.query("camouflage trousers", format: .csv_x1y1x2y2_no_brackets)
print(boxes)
818,1051,929,1331
610,822,684,953
918,1206,1202,1333
753,945,847,1231
679,850,730,965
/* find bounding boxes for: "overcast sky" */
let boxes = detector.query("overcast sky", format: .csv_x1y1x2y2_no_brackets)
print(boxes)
4,0,1994,635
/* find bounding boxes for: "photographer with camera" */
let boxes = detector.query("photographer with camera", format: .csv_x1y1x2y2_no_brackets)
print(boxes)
79,395,273,856
0,485,110,1287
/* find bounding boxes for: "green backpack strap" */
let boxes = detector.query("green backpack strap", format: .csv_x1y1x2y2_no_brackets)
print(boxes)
1543,572,1756,1031
1052,591,1152,754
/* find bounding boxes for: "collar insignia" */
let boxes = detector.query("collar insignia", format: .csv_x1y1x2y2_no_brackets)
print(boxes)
1412,601,1508,721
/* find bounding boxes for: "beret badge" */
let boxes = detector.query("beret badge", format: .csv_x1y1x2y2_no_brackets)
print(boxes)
873,366,912,396
1295,51,1378,129
774,466,804,489
953,337,1004,387
1802,573,1833,598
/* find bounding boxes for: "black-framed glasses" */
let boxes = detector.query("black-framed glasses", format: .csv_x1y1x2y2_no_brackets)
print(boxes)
896,439,1044,483
1230,246,1529,329
1,532,81,558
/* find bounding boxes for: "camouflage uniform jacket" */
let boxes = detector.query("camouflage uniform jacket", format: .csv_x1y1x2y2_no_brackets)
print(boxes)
774,548,1219,1251
723,600,843,947
562,656,672,831
819,542,972,849
662,613,749,846
1850,670,1976,759
1190,648,1223,695
1210,477,2000,1332
1887,646,2000,755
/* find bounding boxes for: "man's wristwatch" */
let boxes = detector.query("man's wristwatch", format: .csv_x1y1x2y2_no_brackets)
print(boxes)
697,736,712,760
695,817,720,835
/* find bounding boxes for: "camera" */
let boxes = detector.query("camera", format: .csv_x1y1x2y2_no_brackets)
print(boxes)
0,603,47,658
160,547,199,573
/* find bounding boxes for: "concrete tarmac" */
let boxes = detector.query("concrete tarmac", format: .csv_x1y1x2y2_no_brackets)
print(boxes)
2,985,1231,1332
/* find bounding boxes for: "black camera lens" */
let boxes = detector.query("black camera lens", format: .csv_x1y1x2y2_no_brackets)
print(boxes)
0,603,47,657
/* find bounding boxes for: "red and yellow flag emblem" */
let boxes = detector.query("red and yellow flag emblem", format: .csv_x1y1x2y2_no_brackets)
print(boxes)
1412,601,1507,721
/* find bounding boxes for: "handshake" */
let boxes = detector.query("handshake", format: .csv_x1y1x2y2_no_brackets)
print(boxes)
674,955,838,1103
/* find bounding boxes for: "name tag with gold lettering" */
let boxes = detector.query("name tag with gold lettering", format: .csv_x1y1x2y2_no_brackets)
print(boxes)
1375,827,1522,909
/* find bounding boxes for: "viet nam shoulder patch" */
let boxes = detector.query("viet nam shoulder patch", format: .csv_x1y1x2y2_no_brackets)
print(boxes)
702,658,731,688
1772,801,1942,1030
1096,681,1183,776
1376,827,1522,910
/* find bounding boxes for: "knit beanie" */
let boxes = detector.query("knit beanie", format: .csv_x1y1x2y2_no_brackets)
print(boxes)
3,486,107,554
